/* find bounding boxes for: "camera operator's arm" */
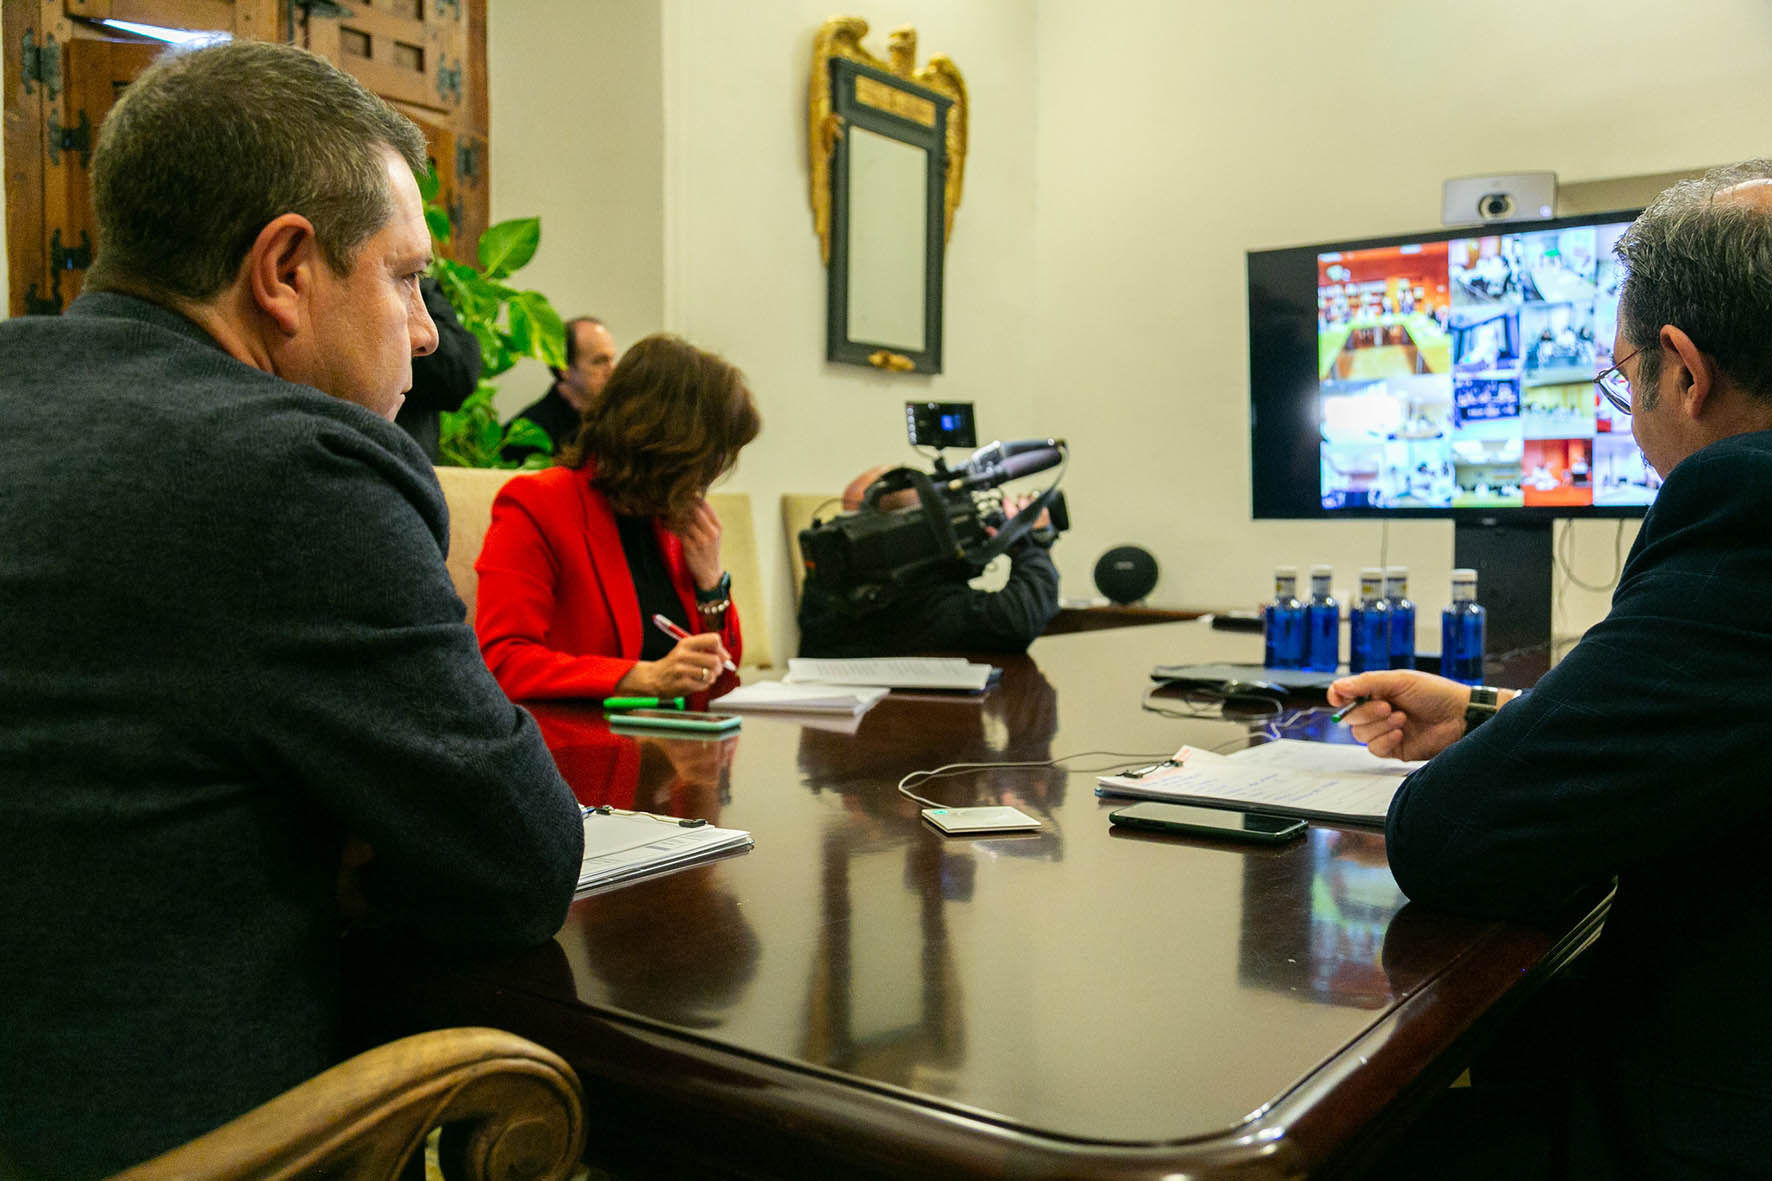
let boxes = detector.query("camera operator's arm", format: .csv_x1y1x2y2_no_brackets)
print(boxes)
900,533,1060,654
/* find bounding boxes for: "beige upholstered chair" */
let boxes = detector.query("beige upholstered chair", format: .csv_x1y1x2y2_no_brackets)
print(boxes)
111,1027,584,1181
781,492,841,607
434,466,527,623
706,491,770,668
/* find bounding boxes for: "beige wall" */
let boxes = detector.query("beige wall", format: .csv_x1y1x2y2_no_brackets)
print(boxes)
488,0,666,414
493,2,1039,663
1030,0,1772,655
660,0,1040,664
494,0,1772,665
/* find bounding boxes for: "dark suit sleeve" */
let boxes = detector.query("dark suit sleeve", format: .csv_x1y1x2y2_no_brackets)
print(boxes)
936,538,1062,650
404,276,481,414
799,538,1061,657
1385,441,1772,920
222,413,582,946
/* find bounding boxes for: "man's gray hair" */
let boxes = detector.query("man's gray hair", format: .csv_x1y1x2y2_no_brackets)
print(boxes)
1615,159,1772,400
85,40,427,302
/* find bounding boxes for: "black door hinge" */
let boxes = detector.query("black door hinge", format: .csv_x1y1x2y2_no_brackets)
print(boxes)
24,281,62,315
51,228,93,271
21,31,62,102
436,58,461,106
48,109,91,168
455,138,481,185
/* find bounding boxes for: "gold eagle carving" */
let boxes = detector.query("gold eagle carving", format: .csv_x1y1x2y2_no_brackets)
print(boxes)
808,18,969,264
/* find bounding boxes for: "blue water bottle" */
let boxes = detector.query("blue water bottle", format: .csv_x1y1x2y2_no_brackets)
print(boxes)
1441,567,1486,684
1304,564,1339,672
1384,566,1416,670
1348,567,1389,674
1263,565,1306,669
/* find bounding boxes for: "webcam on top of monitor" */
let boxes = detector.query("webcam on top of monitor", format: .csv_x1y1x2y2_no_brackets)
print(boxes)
1441,172,1558,226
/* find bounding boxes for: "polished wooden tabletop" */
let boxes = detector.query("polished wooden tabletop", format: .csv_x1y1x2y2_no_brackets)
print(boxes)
345,621,1604,1179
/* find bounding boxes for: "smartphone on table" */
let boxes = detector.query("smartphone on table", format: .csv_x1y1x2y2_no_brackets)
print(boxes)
1108,801,1307,843
607,709,742,734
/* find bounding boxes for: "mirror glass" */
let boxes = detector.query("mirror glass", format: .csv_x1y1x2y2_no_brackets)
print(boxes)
845,126,928,353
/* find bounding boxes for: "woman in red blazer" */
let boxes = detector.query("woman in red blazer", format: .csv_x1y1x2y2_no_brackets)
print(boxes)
475,334,761,702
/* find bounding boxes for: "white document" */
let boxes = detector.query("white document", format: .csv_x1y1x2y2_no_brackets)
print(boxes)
785,657,994,692
715,680,889,715
1096,739,1419,825
577,811,753,894
1228,738,1424,776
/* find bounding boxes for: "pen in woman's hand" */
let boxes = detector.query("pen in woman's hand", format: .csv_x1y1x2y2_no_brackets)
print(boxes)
651,613,738,673
1330,696,1369,724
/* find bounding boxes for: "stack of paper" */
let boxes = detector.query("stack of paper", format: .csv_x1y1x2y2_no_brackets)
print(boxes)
714,680,889,715
1095,739,1424,825
785,656,997,693
577,809,753,894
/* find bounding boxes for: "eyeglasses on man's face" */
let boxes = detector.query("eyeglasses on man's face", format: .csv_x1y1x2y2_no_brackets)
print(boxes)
1594,347,1641,415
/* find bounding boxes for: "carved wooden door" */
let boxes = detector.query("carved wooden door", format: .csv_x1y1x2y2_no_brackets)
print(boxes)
4,0,489,316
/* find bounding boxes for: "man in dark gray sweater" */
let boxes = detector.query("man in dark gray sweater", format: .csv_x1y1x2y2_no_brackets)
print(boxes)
0,43,582,1180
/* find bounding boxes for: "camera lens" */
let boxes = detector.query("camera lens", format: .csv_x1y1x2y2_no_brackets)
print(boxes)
1479,193,1513,219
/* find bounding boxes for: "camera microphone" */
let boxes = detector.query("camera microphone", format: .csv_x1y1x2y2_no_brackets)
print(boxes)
945,439,1065,492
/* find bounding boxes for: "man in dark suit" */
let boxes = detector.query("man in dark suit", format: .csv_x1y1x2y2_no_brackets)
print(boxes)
0,42,582,1179
1332,162,1772,1178
501,315,618,462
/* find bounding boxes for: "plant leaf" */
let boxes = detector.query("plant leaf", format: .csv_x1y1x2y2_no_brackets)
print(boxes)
424,206,453,245
470,320,513,377
416,164,441,204
515,292,567,369
477,217,540,280
506,299,535,358
504,417,554,452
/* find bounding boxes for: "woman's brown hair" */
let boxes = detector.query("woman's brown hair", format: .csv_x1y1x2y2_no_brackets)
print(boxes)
560,334,761,530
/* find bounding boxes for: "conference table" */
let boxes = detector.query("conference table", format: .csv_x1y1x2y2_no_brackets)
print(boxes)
344,620,1606,1179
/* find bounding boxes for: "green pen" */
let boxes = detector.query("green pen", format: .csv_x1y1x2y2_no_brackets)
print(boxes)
603,696,687,711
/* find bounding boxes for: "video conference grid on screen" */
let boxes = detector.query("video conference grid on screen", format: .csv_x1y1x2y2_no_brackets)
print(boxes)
1315,219,1659,512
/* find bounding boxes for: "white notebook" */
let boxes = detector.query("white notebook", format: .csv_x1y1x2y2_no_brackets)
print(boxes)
714,680,889,716
1095,740,1422,825
785,657,995,692
577,810,753,894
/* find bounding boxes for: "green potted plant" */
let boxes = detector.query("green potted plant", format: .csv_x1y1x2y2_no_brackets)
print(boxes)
419,168,567,468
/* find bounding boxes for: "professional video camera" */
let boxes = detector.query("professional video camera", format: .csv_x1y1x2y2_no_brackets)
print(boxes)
799,435,1070,608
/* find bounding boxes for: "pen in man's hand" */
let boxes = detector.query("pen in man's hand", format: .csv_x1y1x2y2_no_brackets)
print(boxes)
651,613,738,673
1330,696,1369,724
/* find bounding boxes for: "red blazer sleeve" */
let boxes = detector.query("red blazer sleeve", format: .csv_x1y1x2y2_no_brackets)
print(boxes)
474,466,743,703
655,519,743,701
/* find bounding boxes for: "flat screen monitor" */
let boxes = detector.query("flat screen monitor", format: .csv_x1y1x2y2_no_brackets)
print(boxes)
1247,210,1659,522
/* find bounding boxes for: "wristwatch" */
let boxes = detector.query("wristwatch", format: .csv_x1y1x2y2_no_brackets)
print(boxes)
695,571,731,616
1463,686,1501,735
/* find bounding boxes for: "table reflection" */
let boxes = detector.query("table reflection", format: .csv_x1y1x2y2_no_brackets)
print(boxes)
1239,828,1404,1009
528,704,738,818
531,706,757,1029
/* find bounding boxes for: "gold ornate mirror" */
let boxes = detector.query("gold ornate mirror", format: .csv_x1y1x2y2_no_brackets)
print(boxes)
809,20,968,375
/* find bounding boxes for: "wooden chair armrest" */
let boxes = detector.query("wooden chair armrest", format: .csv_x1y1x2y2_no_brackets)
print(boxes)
112,1027,584,1181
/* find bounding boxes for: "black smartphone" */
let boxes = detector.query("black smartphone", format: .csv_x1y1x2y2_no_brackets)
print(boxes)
1108,801,1307,843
